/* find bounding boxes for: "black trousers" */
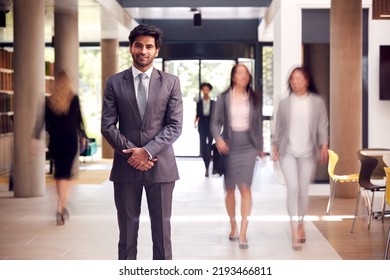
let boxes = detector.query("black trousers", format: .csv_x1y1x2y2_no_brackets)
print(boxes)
198,122,213,169
113,180,175,260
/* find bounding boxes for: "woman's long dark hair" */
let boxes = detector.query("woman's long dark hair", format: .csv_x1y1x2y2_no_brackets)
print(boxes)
229,64,260,106
288,66,319,94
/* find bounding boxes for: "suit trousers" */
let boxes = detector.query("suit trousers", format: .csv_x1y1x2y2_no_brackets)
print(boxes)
198,123,213,169
113,180,175,260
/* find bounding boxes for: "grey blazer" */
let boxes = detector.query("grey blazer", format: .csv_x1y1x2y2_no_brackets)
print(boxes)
272,93,328,158
101,67,183,183
210,90,263,151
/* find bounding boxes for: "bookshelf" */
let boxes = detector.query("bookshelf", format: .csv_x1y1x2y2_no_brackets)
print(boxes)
0,48,13,174
0,49,54,174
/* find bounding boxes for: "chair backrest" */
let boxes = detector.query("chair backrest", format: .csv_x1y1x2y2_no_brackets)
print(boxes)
358,153,379,188
383,153,390,167
359,149,387,179
327,149,339,179
384,167,390,206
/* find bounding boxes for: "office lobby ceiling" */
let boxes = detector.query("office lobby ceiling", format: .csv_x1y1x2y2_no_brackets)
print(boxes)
0,0,272,44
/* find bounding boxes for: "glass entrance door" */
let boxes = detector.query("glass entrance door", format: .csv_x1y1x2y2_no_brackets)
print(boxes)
164,60,235,157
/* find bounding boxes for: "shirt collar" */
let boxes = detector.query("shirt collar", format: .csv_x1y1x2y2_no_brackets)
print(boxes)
132,67,154,79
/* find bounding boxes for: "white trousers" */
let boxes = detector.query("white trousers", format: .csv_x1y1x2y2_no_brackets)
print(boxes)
279,153,316,227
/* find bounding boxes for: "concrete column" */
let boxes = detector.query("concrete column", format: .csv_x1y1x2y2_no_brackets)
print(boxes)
54,1,80,175
330,0,362,197
13,0,45,197
54,0,79,89
101,39,118,159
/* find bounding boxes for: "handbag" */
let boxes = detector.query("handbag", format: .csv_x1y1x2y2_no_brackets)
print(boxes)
211,93,229,176
212,143,226,176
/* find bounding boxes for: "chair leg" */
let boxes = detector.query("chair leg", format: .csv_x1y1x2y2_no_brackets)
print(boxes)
326,180,336,215
361,189,371,216
385,225,390,260
351,187,361,233
381,193,386,223
367,191,375,229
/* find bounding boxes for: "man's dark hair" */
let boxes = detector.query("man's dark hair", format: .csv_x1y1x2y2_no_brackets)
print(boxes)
128,24,163,49
200,82,213,91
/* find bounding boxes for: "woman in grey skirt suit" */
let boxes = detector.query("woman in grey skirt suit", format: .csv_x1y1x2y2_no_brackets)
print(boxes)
210,64,265,249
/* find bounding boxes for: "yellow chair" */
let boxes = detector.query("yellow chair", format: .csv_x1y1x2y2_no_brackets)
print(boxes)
383,167,390,259
326,149,360,215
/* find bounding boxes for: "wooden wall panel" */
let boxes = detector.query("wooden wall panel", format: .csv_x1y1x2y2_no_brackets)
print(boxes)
373,0,390,19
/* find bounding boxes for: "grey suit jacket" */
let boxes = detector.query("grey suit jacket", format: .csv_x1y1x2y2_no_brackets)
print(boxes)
101,67,183,183
272,93,328,158
210,90,263,151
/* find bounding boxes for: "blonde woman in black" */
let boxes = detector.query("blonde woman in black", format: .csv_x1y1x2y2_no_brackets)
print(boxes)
31,69,84,225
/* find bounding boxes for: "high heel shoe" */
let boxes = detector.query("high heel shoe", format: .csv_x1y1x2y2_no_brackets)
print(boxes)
298,224,306,243
292,235,302,251
292,245,302,251
62,207,70,220
229,235,238,242
292,228,302,251
56,211,64,226
229,226,238,241
292,240,302,251
239,238,248,249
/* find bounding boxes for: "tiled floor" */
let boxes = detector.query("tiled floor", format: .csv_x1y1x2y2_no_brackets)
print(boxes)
0,158,341,260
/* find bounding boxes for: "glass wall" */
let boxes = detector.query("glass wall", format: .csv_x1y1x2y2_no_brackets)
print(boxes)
262,46,274,154
164,60,235,156
50,45,273,157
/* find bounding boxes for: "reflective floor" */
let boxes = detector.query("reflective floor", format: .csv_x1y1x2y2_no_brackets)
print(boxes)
0,157,358,260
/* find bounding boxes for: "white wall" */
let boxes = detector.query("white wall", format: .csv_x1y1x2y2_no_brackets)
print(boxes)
368,17,390,148
261,0,331,115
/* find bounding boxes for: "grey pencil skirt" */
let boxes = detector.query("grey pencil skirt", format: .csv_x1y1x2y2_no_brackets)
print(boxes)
224,131,257,190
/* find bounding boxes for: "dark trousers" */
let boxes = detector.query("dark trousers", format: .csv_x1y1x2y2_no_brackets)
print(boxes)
113,181,175,260
198,123,213,169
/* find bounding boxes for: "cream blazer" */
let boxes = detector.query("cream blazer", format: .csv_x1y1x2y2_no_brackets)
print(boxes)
272,93,329,158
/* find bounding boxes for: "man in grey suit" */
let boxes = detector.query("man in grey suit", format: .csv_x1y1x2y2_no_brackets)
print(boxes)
101,24,183,260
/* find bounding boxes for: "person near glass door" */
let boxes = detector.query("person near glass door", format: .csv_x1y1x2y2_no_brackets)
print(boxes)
194,82,215,177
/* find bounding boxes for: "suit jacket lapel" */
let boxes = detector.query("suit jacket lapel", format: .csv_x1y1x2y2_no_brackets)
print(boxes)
144,68,162,121
123,67,143,126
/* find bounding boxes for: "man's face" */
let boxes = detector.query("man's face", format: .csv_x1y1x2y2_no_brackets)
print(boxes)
201,86,211,97
130,35,160,71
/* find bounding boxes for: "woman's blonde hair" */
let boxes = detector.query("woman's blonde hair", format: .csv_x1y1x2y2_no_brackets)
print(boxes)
47,70,75,115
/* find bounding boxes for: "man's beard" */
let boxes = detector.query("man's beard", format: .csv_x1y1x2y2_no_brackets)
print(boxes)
133,55,152,68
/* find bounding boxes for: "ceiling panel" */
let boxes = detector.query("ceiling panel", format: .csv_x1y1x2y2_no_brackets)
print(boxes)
125,7,267,20
0,0,272,44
